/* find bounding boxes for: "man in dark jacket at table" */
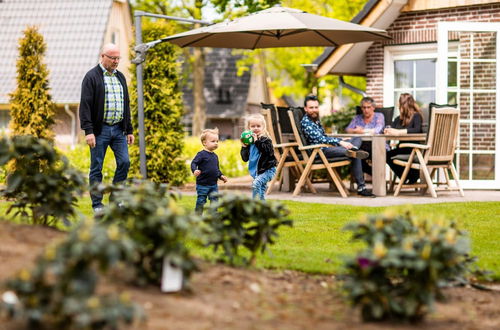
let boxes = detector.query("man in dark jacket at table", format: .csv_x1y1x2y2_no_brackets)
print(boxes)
79,43,134,212
300,94,375,197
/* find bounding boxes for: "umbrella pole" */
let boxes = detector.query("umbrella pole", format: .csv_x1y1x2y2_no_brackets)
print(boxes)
134,12,147,179
132,10,211,179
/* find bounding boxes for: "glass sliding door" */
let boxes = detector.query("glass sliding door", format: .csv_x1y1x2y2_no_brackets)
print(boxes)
438,22,499,189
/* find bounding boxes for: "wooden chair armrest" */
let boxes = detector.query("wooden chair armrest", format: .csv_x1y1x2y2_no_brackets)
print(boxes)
274,142,298,148
299,144,329,150
398,143,429,149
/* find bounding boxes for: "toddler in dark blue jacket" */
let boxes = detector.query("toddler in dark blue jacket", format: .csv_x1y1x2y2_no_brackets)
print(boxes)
191,128,228,213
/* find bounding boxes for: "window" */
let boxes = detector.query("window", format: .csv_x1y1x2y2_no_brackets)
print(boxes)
394,58,436,110
384,43,457,114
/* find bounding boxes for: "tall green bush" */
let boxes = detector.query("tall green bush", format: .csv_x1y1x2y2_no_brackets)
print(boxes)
9,26,55,141
129,20,188,185
0,136,85,226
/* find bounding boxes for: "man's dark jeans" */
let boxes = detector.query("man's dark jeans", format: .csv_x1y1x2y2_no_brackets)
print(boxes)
89,123,130,209
195,184,219,214
322,137,366,189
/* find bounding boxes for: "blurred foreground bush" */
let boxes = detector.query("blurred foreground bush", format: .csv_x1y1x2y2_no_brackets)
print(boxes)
342,209,481,322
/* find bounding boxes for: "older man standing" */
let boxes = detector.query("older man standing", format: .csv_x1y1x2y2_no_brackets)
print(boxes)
300,95,375,197
79,43,134,212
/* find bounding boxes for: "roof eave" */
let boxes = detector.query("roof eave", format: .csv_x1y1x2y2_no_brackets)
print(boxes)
314,0,408,77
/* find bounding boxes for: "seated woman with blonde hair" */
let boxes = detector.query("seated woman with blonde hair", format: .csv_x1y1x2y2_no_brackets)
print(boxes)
384,93,423,184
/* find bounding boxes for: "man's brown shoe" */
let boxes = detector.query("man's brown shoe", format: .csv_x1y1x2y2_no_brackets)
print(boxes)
346,149,369,160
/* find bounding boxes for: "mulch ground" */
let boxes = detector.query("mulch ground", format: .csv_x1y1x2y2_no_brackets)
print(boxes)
0,221,499,329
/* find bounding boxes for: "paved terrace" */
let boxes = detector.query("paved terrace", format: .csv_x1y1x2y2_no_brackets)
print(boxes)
180,176,500,207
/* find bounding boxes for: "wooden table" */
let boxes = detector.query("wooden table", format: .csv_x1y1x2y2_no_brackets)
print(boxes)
331,133,426,196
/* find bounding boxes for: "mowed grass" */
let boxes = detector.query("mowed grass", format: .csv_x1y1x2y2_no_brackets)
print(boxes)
177,195,500,279
1,195,499,279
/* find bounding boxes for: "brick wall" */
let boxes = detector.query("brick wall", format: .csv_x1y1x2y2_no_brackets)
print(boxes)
366,3,500,153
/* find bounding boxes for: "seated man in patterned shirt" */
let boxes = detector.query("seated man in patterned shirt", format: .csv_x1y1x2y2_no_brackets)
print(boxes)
300,95,375,197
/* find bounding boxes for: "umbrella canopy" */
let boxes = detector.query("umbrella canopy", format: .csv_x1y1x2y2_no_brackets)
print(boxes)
162,6,390,49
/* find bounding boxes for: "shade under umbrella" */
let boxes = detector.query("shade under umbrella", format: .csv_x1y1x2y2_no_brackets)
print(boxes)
162,6,390,49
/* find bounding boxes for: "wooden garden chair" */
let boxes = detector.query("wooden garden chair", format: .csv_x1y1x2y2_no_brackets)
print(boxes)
392,107,464,198
288,108,351,197
260,104,313,194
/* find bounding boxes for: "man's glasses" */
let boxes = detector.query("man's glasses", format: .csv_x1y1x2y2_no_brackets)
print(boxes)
103,54,121,61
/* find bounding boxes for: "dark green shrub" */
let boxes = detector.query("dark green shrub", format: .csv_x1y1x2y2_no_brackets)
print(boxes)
97,180,200,286
321,107,356,133
342,209,478,322
0,136,86,226
129,20,189,184
2,219,143,329
204,193,292,266
9,26,55,141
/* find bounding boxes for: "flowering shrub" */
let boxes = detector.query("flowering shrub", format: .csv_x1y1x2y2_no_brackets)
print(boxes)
203,193,292,266
2,219,143,329
97,180,201,286
342,209,478,322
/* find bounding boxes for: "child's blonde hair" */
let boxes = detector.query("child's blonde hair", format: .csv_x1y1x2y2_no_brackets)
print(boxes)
200,128,219,144
245,113,269,137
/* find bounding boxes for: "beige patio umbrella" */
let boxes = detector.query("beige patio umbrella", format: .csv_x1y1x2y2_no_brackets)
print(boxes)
161,5,390,49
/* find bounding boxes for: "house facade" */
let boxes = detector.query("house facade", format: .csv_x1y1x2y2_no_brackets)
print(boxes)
0,0,133,147
183,48,270,139
314,0,499,190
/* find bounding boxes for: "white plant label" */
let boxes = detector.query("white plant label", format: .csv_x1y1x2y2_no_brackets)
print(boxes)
161,256,183,292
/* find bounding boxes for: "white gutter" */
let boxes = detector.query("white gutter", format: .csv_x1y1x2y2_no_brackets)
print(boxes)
64,104,76,148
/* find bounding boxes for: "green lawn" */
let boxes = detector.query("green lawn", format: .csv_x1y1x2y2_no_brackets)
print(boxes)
178,196,500,279
2,195,499,279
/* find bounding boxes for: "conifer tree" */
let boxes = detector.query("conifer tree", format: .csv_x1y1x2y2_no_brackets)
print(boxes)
9,26,55,141
130,20,189,184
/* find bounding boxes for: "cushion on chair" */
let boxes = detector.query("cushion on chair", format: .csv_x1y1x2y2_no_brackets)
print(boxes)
392,154,418,163
284,153,304,162
392,154,450,165
313,155,349,164
291,108,308,147
260,103,276,111
277,106,294,134
425,103,457,134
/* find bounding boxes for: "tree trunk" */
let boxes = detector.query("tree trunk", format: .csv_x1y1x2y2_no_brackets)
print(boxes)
192,46,206,136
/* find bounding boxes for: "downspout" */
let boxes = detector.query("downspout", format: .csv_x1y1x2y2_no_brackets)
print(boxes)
339,76,367,97
64,104,76,148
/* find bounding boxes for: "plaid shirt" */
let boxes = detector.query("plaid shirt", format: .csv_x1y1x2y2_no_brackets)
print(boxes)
301,115,341,146
100,64,124,125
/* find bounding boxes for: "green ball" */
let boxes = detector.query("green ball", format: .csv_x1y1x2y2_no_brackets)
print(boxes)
240,130,254,144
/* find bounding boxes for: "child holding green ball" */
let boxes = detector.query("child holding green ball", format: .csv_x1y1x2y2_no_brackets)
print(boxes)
240,114,277,200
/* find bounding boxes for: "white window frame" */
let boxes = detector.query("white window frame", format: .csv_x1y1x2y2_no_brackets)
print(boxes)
438,22,500,189
383,43,438,107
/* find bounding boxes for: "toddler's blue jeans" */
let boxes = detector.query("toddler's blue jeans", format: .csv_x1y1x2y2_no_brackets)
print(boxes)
195,184,219,213
252,167,276,200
